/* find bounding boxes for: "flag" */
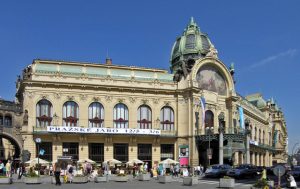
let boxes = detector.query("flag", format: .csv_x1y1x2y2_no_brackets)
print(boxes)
238,106,244,129
199,97,206,128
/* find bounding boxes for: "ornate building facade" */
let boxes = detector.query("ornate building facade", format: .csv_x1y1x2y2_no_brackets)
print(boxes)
12,18,288,167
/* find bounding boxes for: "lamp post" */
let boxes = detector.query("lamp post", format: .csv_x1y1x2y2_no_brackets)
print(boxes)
218,113,225,165
35,137,42,175
244,119,251,164
206,126,214,166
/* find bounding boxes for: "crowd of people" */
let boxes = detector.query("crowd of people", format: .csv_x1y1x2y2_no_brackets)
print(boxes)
1,158,205,186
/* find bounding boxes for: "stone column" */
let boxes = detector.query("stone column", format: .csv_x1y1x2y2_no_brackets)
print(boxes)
218,113,225,165
252,152,255,165
245,119,251,164
219,131,223,165
246,134,250,164
256,153,260,166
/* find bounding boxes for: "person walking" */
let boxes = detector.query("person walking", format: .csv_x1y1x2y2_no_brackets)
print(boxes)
54,162,61,186
18,163,25,179
5,160,11,177
0,161,4,175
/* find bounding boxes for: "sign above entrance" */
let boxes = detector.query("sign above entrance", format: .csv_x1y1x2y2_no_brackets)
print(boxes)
47,126,161,136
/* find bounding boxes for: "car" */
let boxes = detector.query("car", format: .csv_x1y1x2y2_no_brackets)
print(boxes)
205,164,231,178
226,164,258,179
289,166,300,181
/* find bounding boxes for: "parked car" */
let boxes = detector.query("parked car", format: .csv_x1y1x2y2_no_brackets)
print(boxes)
289,166,300,181
227,164,258,179
205,164,231,178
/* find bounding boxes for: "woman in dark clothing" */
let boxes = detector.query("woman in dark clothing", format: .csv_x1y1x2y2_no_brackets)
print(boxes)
54,163,61,186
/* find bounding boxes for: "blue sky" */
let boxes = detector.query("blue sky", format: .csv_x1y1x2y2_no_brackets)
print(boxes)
1,1,299,153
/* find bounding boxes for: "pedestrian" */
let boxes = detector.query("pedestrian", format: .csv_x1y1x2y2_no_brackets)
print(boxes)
175,163,180,177
18,163,24,179
54,162,61,186
0,161,4,175
144,162,148,173
5,160,11,177
49,164,53,176
199,164,203,176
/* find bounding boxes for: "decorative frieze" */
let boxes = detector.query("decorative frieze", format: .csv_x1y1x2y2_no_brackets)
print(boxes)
153,98,159,104
141,99,149,104
105,96,112,102
67,95,75,101
80,94,87,101
54,93,61,99
129,97,136,104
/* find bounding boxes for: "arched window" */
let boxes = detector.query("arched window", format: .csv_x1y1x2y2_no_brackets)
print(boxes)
160,106,174,130
0,114,3,125
63,101,79,127
88,102,104,128
4,115,12,127
36,99,53,127
113,103,128,128
137,105,152,129
205,110,214,128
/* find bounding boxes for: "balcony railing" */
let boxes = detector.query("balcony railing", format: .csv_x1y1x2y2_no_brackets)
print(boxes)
160,130,176,137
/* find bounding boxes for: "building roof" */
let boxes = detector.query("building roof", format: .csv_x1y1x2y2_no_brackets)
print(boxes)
33,59,174,83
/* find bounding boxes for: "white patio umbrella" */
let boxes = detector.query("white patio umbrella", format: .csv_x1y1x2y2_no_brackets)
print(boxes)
25,158,50,165
77,158,96,164
126,158,144,165
103,158,122,165
159,158,179,165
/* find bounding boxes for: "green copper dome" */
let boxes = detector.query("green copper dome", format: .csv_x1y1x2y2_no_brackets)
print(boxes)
170,17,214,74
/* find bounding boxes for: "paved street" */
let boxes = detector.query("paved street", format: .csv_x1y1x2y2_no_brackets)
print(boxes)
1,174,298,189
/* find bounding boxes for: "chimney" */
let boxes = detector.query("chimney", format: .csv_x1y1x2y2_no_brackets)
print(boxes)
106,58,112,65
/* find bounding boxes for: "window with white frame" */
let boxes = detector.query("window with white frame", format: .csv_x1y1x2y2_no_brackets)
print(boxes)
160,106,174,130
137,105,152,129
36,99,53,127
63,101,79,126
113,103,128,128
88,102,104,127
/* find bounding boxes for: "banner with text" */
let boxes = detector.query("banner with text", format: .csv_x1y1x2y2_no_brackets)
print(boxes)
47,126,161,136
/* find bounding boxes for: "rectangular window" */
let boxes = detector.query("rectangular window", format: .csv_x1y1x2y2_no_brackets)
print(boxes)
36,142,52,161
138,144,152,161
62,142,79,161
160,144,174,161
113,143,128,163
89,143,104,163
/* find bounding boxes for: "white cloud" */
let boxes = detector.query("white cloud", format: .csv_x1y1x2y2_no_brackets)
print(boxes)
250,49,298,69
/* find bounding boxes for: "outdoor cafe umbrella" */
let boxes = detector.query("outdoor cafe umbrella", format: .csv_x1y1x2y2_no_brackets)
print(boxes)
77,158,96,164
126,158,144,165
25,158,50,165
103,158,122,165
159,158,179,165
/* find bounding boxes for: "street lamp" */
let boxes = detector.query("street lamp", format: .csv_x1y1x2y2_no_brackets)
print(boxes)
206,126,214,166
35,137,42,175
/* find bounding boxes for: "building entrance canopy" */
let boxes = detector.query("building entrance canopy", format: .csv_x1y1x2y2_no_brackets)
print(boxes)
47,126,161,136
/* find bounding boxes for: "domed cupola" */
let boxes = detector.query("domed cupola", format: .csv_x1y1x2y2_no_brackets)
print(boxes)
171,17,218,82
